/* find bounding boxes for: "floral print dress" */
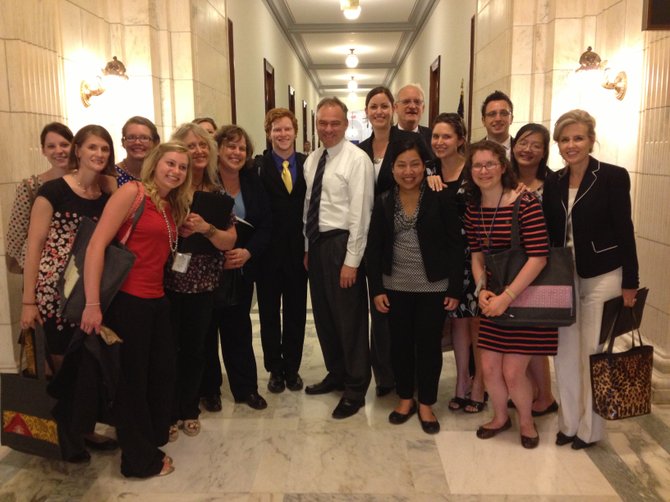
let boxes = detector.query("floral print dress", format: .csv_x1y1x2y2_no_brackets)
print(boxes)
35,178,109,353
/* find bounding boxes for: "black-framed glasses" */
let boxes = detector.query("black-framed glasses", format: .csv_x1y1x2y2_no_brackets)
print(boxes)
484,110,511,118
471,161,500,171
123,135,153,143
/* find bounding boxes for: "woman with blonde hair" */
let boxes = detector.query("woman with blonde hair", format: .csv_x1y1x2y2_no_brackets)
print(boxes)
80,141,192,477
166,123,236,438
543,109,638,449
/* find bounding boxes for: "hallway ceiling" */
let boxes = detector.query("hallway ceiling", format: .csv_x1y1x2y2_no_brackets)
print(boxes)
262,0,439,98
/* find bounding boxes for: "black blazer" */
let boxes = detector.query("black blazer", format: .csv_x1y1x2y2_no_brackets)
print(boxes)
235,167,272,280
254,150,307,272
365,185,465,299
360,127,435,196
543,156,639,289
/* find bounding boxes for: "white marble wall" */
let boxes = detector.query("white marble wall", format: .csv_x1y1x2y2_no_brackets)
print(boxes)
472,0,670,402
0,0,232,372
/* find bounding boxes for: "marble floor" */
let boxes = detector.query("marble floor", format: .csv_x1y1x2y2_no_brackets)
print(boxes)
1,312,669,502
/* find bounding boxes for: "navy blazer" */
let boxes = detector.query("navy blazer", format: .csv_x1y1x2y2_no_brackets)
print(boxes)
365,184,465,299
235,167,272,281
542,156,639,289
254,150,307,272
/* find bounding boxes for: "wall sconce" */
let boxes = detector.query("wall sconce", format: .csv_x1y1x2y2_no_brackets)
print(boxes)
575,46,627,100
341,0,361,20
345,48,359,69
80,56,129,107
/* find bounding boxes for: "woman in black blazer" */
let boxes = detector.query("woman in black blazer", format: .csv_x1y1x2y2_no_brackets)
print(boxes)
543,109,639,450
366,137,464,434
200,125,272,411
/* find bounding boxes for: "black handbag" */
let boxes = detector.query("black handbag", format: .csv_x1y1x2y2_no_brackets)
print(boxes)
1,325,62,459
590,310,653,420
58,184,145,323
484,196,576,327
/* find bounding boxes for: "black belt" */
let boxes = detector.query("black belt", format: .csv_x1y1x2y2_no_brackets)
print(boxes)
319,229,348,239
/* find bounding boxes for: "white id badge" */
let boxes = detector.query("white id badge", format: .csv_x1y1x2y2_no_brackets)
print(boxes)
172,252,191,273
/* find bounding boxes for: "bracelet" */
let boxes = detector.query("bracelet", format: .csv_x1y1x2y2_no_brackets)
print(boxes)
85,302,101,307
504,288,517,301
22,301,36,306
204,224,217,238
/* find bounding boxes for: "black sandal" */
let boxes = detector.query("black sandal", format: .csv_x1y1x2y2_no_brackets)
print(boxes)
448,396,469,411
464,398,487,413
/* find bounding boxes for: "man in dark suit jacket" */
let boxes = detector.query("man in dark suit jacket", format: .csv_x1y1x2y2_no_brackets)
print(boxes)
480,90,515,159
393,83,433,146
255,108,308,394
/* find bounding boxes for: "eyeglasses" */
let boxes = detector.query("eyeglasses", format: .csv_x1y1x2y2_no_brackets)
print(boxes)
397,98,424,107
123,135,153,143
484,110,511,118
471,161,500,171
515,140,544,153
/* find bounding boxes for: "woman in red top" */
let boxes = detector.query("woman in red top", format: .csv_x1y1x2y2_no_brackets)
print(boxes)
80,142,192,478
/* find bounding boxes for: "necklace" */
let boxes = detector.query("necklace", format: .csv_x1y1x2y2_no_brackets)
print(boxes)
479,189,504,249
159,205,178,254
73,171,101,196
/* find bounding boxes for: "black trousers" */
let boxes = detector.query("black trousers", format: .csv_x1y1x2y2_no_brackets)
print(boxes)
256,263,308,376
201,276,258,400
105,292,175,478
366,273,395,389
168,290,215,421
387,290,446,405
308,232,370,401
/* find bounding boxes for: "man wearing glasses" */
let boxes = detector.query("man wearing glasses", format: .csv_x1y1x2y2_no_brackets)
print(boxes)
481,90,514,159
393,84,433,147
115,116,161,186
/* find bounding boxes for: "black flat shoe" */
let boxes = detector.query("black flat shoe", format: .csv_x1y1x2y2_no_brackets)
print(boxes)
201,395,222,412
285,373,304,391
521,433,540,449
66,450,91,464
532,400,559,417
555,431,576,446
267,372,286,393
235,392,268,410
305,377,344,395
571,437,596,450
388,400,417,424
332,398,364,419
376,385,395,397
84,436,119,451
476,417,512,439
418,410,440,435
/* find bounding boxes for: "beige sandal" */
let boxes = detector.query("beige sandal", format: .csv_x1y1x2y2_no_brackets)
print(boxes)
157,456,175,477
181,419,201,437
168,423,180,442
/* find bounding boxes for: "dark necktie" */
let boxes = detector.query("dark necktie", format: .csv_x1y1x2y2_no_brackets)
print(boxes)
305,149,328,244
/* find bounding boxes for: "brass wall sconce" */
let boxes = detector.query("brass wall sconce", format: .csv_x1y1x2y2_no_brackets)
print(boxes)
576,47,627,100
80,56,129,107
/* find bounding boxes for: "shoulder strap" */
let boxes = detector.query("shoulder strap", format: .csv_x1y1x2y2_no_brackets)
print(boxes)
119,181,146,244
510,195,523,250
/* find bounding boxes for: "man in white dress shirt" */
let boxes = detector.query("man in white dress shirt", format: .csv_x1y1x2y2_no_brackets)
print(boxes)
302,97,375,419
481,90,514,159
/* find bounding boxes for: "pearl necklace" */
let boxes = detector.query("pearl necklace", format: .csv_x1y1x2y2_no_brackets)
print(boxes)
159,205,178,254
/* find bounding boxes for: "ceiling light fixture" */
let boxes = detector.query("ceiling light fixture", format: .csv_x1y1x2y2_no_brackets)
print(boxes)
340,0,361,20
345,48,359,69
347,76,358,92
